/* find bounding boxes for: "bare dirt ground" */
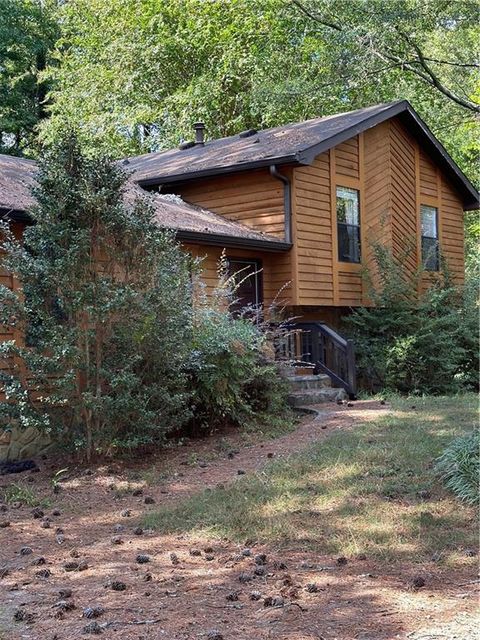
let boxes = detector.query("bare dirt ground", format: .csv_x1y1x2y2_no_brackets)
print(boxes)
1,400,478,640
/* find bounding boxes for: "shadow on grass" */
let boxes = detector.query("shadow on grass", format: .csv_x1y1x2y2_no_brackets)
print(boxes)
143,394,478,564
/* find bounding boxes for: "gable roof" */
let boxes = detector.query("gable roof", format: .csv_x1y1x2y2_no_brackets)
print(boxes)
0,154,289,251
127,100,479,210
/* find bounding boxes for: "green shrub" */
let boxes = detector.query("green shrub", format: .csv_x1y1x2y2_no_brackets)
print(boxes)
344,244,478,395
435,430,479,506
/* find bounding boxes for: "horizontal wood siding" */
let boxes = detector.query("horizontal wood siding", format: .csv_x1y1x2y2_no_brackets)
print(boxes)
183,243,293,308
173,168,286,238
338,270,363,306
293,152,335,306
335,136,360,179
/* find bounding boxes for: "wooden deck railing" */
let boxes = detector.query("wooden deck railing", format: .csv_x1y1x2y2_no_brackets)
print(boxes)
276,322,357,399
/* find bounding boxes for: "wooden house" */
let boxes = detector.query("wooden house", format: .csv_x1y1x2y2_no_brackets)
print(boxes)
1,100,478,396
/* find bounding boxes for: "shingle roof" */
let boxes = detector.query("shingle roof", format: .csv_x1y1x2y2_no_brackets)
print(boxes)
0,154,37,213
0,153,289,251
127,100,479,210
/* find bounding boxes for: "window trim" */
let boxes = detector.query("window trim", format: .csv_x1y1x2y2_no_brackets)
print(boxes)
226,257,263,308
336,185,361,264
420,204,440,272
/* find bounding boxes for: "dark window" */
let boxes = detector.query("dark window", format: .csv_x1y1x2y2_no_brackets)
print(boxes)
421,205,439,271
336,186,361,263
227,259,263,316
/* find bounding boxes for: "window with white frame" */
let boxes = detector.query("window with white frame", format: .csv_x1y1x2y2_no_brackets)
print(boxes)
421,205,439,271
336,186,361,263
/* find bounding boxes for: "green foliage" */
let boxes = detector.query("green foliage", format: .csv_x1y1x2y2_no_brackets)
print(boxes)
344,244,479,394
0,134,193,460
435,430,479,506
187,258,288,433
0,0,59,156
3,483,47,507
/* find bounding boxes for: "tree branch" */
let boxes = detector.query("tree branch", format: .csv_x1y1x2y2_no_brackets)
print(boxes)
290,0,342,31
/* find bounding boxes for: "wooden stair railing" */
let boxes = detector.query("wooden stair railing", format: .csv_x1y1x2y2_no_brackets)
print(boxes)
276,322,357,399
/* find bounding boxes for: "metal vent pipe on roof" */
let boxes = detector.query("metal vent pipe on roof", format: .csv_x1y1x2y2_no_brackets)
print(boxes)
194,122,206,146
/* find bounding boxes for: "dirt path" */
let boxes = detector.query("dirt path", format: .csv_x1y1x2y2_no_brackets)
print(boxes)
0,400,478,640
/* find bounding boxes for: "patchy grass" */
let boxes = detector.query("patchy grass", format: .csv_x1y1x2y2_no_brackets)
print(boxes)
3,483,50,508
144,394,478,564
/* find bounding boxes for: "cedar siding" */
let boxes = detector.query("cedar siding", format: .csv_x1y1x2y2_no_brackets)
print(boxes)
173,116,467,309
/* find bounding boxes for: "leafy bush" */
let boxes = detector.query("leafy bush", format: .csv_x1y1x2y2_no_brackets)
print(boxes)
344,244,478,394
0,135,193,460
435,430,479,506
187,257,288,433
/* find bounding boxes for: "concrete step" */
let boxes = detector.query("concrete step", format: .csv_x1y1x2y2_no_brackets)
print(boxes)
286,374,332,392
287,387,347,407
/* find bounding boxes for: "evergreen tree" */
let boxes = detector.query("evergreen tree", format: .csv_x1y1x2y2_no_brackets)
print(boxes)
0,136,193,460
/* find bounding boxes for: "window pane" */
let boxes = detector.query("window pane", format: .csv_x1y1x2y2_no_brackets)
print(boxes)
421,205,438,238
336,187,359,225
422,236,439,271
338,223,361,263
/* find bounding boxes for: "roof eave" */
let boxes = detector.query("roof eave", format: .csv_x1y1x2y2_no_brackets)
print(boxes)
135,155,300,187
0,207,32,224
174,229,292,252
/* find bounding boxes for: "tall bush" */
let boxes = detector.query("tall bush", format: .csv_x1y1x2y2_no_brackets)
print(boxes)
0,136,193,460
344,244,478,394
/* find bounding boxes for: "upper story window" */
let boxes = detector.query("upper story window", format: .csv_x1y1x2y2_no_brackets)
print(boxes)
336,186,361,263
421,205,439,271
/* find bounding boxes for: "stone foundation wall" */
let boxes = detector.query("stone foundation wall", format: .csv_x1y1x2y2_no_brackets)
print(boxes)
0,426,52,461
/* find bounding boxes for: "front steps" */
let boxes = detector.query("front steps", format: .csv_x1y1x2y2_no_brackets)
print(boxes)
286,373,347,407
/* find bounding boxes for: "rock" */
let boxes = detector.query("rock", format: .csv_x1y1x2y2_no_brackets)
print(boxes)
113,524,124,533
207,631,224,640
56,534,66,545
305,583,320,593
20,547,33,556
227,451,235,459
241,548,252,557
170,553,179,565
55,527,64,534
254,553,267,565
120,509,131,517
198,461,207,468
133,527,143,536
226,591,239,601
267,452,274,458
238,572,252,583
132,488,143,497
41,519,51,529
0,520,10,528
31,507,44,519
410,575,426,590
35,568,51,578
336,556,348,566
254,566,266,576
250,590,262,600
144,496,155,504
83,620,103,634
64,561,79,572
70,548,80,558
189,548,201,556
111,580,127,591
273,560,287,570
83,606,105,619
59,587,73,598
205,553,215,561
13,608,35,623
52,509,61,516
111,536,123,545
32,556,46,566
136,554,151,564
237,469,246,475
143,572,152,582
356,553,367,561
78,560,88,571
204,546,214,553
347,402,354,407
465,549,477,557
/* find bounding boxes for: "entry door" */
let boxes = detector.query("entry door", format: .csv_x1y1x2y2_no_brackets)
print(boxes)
227,258,263,314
